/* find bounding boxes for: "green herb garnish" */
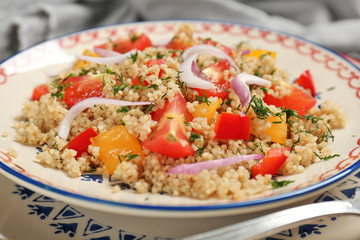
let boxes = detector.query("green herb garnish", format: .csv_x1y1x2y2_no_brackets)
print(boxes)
270,180,294,188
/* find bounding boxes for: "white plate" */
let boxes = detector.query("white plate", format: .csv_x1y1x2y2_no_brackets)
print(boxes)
1,167,360,239
0,20,360,218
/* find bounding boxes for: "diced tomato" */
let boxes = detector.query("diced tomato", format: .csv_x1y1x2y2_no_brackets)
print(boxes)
31,84,49,101
151,92,193,122
194,59,232,99
192,98,223,124
252,147,290,177
143,93,194,158
63,75,104,107
96,33,152,53
66,127,98,158
294,70,316,96
214,112,251,140
91,125,144,174
146,58,165,67
263,82,316,116
132,74,149,87
132,58,165,86
202,38,233,56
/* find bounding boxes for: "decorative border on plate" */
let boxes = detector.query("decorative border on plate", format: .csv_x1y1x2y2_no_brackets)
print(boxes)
1,21,360,97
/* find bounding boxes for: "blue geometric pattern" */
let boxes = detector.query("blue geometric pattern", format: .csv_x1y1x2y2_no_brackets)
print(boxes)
33,195,56,202
53,205,85,220
11,185,153,239
10,169,360,239
83,219,112,236
81,174,104,183
298,224,327,238
12,184,35,200
27,204,54,220
50,222,78,238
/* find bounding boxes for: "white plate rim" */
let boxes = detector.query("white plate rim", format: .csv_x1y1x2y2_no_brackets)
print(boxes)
0,19,359,217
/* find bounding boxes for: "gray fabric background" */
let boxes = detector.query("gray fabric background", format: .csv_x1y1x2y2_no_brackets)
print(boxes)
1,0,359,61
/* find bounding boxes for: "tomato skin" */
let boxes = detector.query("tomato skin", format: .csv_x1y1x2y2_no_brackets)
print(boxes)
66,127,98,158
143,93,194,158
32,84,49,101
252,147,290,177
214,112,251,140
294,70,316,96
151,93,193,122
263,82,316,116
63,75,104,107
142,115,194,158
96,33,152,53
194,59,232,99
146,58,165,67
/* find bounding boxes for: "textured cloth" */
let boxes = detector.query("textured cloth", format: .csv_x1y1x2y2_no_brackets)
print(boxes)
1,0,360,61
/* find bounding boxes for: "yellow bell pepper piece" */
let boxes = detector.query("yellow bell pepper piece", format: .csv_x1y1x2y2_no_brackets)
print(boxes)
73,49,98,70
192,98,222,124
246,50,276,59
91,125,144,174
251,115,287,144
265,115,287,144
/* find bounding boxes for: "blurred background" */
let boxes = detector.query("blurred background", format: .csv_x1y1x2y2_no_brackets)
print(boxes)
1,0,359,61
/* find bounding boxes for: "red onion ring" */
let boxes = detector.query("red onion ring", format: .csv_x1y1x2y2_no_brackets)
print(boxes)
75,49,137,65
182,44,238,70
58,97,153,140
167,154,264,175
179,53,217,89
231,73,271,111
179,44,241,89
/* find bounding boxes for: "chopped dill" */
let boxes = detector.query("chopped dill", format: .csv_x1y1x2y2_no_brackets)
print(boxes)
189,132,202,143
270,179,294,188
245,95,274,119
314,152,340,161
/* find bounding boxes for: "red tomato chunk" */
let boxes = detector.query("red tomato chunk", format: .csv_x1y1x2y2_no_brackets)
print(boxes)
252,147,290,177
32,84,49,101
214,112,251,140
65,127,98,158
63,75,104,107
142,93,194,158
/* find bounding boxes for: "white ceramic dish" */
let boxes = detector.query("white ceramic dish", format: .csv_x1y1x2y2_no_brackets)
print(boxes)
0,20,359,218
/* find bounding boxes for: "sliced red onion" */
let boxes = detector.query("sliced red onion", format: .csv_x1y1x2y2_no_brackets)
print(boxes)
231,73,271,110
75,49,137,65
167,154,263,175
182,44,238,70
179,44,242,90
179,53,216,89
93,47,121,57
241,50,251,56
191,59,209,81
231,76,251,111
236,73,271,87
58,97,152,140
